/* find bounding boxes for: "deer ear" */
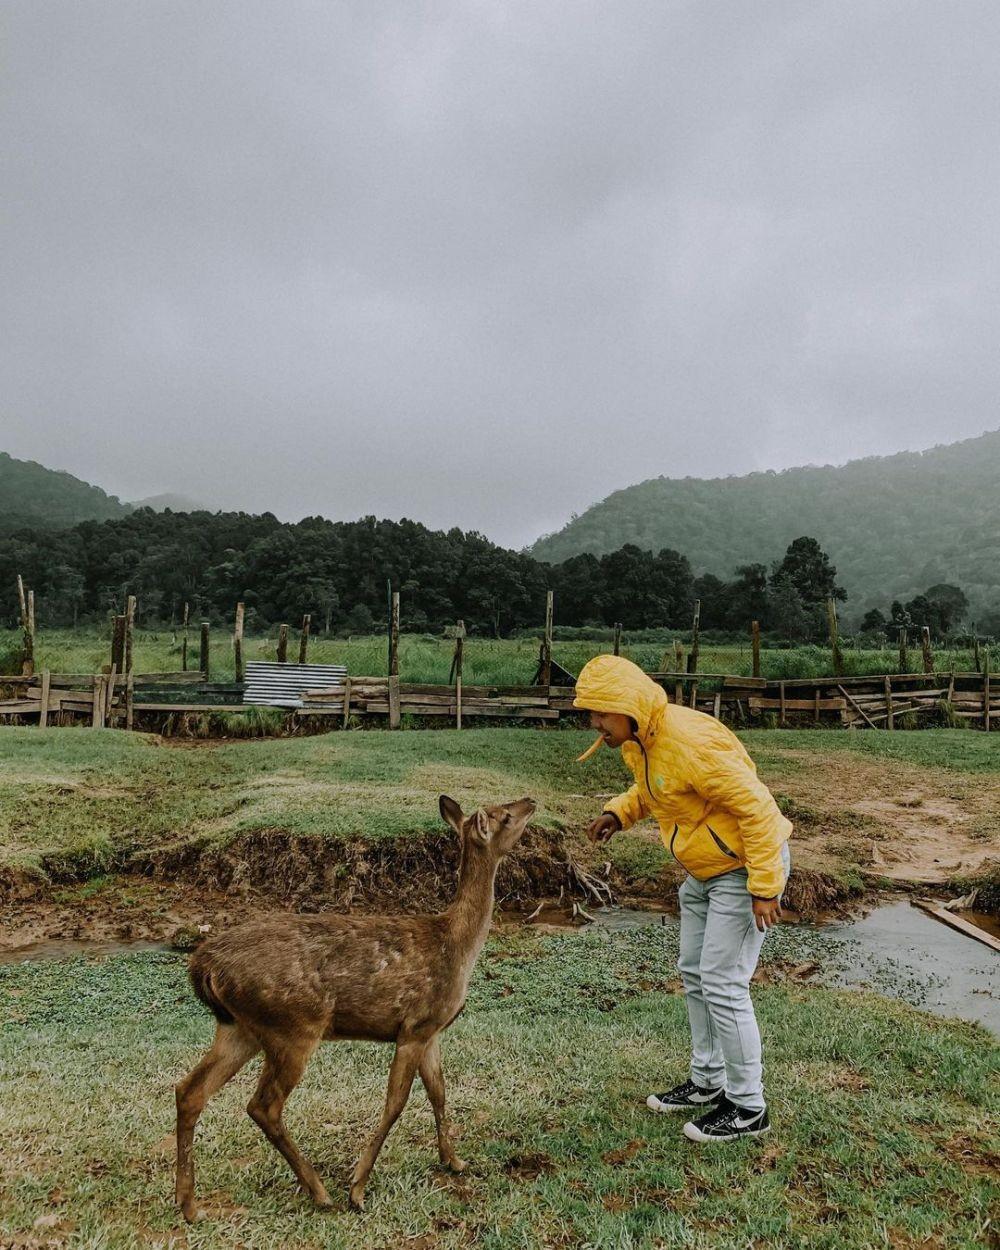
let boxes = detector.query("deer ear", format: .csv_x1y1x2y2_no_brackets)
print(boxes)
439,795,464,834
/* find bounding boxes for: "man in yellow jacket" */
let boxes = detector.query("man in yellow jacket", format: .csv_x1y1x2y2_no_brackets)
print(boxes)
573,655,792,1142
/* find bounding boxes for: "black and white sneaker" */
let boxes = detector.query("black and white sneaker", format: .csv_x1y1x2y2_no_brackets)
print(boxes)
683,1098,770,1142
646,1080,725,1114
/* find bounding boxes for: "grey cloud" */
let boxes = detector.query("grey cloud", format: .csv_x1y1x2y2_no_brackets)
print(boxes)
2,1,998,548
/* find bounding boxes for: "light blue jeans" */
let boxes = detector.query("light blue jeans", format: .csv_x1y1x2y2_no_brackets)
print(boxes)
676,842,791,1111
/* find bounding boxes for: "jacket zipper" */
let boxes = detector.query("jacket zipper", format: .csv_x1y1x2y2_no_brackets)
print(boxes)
707,826,739,858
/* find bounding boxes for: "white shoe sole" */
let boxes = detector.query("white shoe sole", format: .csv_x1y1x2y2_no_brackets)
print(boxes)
646,1093,719,1114
682,1120,770,1143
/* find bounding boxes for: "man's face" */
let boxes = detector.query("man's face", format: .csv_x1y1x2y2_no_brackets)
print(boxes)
587,710,636,748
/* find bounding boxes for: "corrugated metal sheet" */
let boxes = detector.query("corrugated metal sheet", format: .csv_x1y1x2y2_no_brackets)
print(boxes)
243,661,347,709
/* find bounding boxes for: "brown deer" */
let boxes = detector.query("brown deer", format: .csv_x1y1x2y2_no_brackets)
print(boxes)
174,794,536,1219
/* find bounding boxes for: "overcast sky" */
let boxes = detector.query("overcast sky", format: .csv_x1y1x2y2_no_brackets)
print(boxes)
3,2,999,549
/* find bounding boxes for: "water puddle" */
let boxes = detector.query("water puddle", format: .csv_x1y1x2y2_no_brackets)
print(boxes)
820,901,999,1034
0,938,170,965
525,898,999,1034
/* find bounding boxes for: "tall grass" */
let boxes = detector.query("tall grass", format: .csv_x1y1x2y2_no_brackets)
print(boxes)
0,626,989,684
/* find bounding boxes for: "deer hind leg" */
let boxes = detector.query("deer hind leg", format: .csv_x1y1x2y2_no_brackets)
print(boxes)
175,1023,260,1223
349,1037,424,1210
419,1035,466,1173
246,1032,332,1210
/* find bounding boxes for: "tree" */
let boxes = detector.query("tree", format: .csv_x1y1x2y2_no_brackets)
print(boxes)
767,573,812,641
771,537,845,607
726,563,770,629
859,607,887,635
922,583,969,634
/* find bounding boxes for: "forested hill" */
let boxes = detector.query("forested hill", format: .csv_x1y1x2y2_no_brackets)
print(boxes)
531,430,1000,613
0,452,131,532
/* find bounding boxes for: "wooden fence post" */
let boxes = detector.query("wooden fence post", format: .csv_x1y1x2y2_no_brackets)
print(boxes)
299,614,311,665
751,620,761,679
181,601,189,671
200,621,210,679
111,614,126,673
984,651,991,733
779,680,787,727
389,592,400,677
687,600,701,673
276,624,289,663
124,596,136,729
973,632,981,673
234,602,245,683
341,675,352,730
17,577,35,676
124,595,136,678
827,599,844,676
92,674,107,729
38,670,51,729
898,628,909,673
539,591,553,687
613,622,622,656
921,626,934,675
388,675,401,729
454,619,465,730
885,675,894,730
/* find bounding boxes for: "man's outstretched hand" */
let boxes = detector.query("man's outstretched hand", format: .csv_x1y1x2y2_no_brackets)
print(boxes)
586,812,622,843
752,897,782,931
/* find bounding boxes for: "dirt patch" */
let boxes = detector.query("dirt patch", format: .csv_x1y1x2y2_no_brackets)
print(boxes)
503,1151,554,1181
135,823,572,910
938,1133,1000,1178
850,792,997,883
766,751,998,886
0,825,596,955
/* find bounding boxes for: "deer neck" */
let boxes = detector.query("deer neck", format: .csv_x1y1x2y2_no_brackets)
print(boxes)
446,844,499,952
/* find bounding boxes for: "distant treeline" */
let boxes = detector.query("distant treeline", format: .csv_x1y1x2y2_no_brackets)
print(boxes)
0,508,980,638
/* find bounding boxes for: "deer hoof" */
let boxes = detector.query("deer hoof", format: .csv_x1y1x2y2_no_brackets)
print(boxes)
348,1182,366,1211
446,1155,468,1173
179,1200,206,1224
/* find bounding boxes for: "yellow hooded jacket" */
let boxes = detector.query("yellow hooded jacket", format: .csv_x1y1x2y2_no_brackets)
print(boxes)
573,655,791,898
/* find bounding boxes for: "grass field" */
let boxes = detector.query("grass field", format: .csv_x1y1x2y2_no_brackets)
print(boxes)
1,725,998,1246
2,725,998,918
2,627,992,686
1,929,997,1249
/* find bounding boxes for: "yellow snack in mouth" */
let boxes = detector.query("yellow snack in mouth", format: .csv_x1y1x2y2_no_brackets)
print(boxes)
576,735,605,763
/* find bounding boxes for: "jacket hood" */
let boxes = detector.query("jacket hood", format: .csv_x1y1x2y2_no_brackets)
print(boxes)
573,655,668,741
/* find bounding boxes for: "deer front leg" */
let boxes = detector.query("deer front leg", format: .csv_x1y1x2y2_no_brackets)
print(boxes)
349,1038,423,1210
419,1035,466,1173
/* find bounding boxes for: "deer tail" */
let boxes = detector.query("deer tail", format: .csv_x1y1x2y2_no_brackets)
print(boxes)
189,953,234,1025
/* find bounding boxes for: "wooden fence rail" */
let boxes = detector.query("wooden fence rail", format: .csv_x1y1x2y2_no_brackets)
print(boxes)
2,668,997,731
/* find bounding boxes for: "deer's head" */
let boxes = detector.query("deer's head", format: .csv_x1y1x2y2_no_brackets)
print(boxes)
439,795,536,859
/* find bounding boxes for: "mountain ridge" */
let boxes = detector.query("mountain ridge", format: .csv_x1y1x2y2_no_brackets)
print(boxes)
530,429,1000,614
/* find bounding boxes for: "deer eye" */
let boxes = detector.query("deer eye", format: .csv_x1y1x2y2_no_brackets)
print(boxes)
500,812,510,824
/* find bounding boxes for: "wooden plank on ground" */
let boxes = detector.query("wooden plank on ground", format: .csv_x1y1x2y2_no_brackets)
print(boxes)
912,900,1000,952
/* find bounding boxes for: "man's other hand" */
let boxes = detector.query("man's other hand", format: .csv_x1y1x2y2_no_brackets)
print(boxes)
752,897,782,931
586,812,621,843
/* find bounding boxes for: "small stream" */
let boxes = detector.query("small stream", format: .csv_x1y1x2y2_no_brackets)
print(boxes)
531,899,1000,1034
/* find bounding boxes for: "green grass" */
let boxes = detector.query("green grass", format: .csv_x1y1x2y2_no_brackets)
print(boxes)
742,729,1000,777
3,627,992,685
3,725,998,892
0,726,632,885
0,930,996,1249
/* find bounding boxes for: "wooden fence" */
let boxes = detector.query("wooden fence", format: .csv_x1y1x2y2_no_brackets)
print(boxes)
1,667,995,731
